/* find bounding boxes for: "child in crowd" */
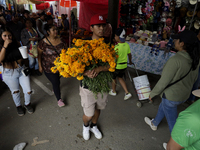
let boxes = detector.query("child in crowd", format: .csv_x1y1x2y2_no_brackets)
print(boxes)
109,28,133,100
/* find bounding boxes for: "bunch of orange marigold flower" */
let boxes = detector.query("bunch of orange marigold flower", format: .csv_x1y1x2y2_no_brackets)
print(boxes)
51,38,118,95
84,30,90,36
75,29,82,35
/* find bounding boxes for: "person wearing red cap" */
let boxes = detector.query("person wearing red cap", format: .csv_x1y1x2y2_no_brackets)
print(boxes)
79,14,109,141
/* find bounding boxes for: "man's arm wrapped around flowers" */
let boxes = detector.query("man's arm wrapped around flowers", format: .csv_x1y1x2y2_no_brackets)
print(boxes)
83,65,110,79
82,64,112,97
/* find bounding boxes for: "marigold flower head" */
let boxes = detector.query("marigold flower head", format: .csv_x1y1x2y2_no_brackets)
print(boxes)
51,38,118,79
77,75,84,80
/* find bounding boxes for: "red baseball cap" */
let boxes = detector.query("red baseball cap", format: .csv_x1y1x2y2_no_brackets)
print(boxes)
90,14,106,26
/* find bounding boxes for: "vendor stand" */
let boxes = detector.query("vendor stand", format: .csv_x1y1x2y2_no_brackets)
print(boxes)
119,0,199,74
127,42,175,75
15,0,199,74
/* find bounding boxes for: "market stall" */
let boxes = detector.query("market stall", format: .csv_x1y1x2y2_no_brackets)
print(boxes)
12,0,199,75
119,0,200,74
127,42,175,75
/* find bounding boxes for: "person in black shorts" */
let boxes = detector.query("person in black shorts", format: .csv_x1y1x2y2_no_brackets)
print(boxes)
109,28,133,100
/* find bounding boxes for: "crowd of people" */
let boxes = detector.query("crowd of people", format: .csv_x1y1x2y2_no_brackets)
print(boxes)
0,8,71,112
0,6,200,149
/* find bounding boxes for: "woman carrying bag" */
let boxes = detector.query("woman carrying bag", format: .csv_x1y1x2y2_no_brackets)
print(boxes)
21,19,41,76
144,30,200,133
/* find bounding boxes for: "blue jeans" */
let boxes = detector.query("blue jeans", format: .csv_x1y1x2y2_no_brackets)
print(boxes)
152,97,185,133
188,67,200,101
28,54,39,70
2,65,31,107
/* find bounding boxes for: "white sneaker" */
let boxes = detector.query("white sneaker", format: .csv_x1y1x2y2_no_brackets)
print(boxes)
109,90,117,96
144,117,157,131
90,125,102,139
83,125,90,140
163,143,167,149
124,93,132,100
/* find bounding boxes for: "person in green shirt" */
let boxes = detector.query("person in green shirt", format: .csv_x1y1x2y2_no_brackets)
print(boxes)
144,30,200,133
163,89,200,150
109,28,133,100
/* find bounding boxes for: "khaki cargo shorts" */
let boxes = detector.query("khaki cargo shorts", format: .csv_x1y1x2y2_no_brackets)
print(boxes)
79,86,108,117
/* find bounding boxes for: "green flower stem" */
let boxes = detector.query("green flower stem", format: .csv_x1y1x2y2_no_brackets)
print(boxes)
82,71,113,99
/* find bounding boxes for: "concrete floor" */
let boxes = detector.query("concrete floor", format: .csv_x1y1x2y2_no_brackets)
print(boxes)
0,68,189,150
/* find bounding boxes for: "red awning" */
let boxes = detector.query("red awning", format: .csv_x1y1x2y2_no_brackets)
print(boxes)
41,0,59,1
78,1,121,31
73,0,108,5
60,0,77,7
36,2,50,10
38,0,59,1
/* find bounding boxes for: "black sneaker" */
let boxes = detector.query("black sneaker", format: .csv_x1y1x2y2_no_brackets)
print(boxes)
17,106,24,116
24,103,34,114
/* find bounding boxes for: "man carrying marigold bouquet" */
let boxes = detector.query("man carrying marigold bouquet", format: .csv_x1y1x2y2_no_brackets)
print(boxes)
51,14,117,140
80,14,110,141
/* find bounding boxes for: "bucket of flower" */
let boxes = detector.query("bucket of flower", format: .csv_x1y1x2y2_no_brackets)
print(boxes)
51,38,118,98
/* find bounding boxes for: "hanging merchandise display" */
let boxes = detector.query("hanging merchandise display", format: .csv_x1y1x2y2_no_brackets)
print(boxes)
0,0,6,8
120,0,199,49
73,0,108,5
120,0,156,33
6,0,13,10
194,20,200,29
29,4,33,12
36,2,50,10
49,4,53,15
16,0,43,5
60,0,77,7
120,0,200,80
41,0,59,1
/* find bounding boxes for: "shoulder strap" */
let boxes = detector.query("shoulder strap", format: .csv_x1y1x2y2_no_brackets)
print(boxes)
27,28,38,37
46,37,60,56
39,18,42,23
27,30,33,37
32,28,38,36
165,66,192,90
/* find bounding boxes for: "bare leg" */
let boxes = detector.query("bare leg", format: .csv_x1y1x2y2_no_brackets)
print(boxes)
83,115,92,126
112,79,117,93
91,108,100,124
118,77,129,94
83,108,101,125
